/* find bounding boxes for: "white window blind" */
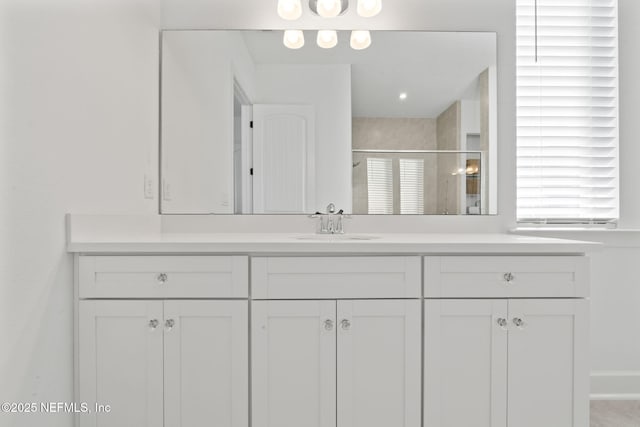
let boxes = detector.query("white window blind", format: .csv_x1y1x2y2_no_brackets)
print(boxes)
367,158,393,214
516,0,619,223
399,159,425,214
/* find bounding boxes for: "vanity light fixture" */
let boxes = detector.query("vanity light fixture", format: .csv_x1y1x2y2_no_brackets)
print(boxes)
350,30,372,50
277,0,303,20
317,30,338,48
357,0,382,18
279,0,379,50
283,30,305,49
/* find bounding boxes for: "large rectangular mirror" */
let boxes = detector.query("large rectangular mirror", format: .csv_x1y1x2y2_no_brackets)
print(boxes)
161,30,497,215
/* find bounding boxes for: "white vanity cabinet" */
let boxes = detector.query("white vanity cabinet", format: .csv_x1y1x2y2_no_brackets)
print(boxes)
424,256,590,427
251,257,422,427
68,227,595,427
76,256,249,427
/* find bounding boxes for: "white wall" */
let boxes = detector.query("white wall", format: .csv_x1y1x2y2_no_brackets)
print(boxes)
618,0,640,229
255,64,352,212
0,1,161,426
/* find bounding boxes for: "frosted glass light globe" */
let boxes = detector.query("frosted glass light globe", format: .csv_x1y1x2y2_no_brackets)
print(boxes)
283,30,305,49
316,0,342,18
350,30,372,50
277,0,302,20
317,30,338,48
357,0,382,17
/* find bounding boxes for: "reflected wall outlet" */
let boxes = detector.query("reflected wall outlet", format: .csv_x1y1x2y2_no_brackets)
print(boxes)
144,175,154,199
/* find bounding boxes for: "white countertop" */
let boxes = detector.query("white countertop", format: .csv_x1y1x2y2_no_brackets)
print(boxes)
67,232,598,254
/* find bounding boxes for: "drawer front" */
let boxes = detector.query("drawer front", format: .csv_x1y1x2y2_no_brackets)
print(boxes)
79,256,248,298
252,256,421,299
424,256,589,298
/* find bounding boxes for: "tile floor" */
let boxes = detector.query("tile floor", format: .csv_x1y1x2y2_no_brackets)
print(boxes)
591,401,640,426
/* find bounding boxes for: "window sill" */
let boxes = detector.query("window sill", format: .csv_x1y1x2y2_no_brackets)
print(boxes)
510,227,640,248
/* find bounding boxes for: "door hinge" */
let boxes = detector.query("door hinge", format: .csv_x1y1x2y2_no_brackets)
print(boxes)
250,121,254,129
250,168,254,176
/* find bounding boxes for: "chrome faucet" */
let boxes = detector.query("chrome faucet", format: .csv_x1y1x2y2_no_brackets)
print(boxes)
310,203,350,234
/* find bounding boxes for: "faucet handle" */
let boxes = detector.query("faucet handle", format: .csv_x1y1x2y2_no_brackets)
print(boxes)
335,212,352,234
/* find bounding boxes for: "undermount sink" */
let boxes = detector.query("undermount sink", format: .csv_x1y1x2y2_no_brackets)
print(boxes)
293,234,381,241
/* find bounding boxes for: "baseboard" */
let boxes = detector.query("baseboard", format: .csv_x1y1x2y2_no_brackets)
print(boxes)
591,371,640,400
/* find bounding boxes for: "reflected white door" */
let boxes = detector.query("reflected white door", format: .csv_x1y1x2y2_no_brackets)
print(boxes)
424,299,508,427
164,301,248,427
337,300,421,427
252,105,315,213
507,299,589,427
251,300,336,427
79,301,164,427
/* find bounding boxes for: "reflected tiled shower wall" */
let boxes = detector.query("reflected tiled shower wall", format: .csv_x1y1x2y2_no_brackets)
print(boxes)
352,118,438,214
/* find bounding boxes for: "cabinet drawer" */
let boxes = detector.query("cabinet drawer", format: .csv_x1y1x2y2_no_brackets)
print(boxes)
79,256,248,298
252,256,421,299
424,256,589,298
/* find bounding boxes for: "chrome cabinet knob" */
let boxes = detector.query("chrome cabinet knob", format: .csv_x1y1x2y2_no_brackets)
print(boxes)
496,318,508,329
165,319,175,330
341,319,351,330
149,319,159,330
157,273,168,284
503,272,515,283
324,319,334,331
513,317,525,328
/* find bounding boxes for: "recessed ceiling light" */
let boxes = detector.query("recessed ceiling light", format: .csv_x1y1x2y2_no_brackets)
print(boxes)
399,92,408,101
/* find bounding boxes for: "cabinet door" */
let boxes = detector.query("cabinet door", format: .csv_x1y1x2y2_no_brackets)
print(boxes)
164,300,249,427
337,300,421,427
424,299,508,427
252,300,336,427
79,301,164,427
507,299,589,427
